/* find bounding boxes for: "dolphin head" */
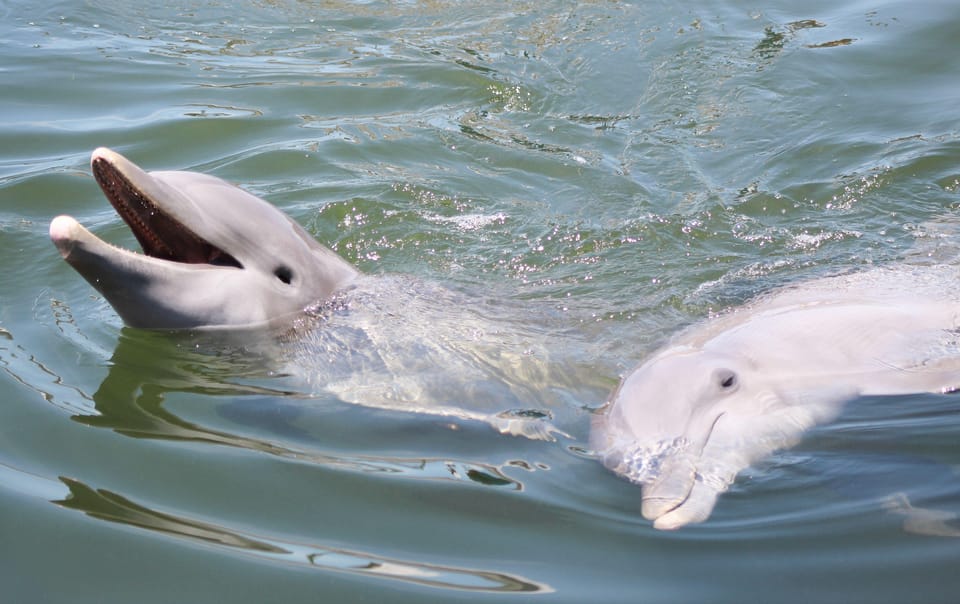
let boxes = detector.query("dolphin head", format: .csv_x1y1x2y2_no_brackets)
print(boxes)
592,347,757,523
50,148,358,329
594,343,855,529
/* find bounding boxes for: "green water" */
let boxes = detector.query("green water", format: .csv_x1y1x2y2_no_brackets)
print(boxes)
3,1,960,602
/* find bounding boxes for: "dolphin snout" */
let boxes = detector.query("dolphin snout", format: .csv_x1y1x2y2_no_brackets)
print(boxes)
640,454,697,523
49,215,83,257
642,495,683,521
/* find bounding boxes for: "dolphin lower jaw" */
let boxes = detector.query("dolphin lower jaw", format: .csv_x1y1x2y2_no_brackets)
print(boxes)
50,214,163,280
50,215,255,329
640,462,697,520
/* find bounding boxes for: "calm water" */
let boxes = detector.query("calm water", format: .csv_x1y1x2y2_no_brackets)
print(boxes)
3,1,960,602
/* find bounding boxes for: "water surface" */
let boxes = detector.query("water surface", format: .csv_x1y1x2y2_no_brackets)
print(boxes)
2,1,959,602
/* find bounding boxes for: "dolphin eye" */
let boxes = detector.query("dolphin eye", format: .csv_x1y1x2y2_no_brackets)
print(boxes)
274,265,294,284
717,369,737,390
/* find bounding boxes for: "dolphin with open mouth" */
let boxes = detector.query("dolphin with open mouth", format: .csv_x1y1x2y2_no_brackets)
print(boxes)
50,148,358,329
48,148,596,441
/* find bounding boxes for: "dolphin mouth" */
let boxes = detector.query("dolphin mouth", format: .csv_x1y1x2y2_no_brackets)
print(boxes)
90,153,242,268
594,409,729,525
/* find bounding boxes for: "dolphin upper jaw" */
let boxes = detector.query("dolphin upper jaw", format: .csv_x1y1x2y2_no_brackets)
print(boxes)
90,147,243,267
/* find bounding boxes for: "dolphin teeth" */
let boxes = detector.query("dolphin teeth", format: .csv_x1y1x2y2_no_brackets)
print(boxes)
91,155,241,269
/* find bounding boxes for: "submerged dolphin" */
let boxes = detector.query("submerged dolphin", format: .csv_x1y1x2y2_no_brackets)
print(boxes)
50,148,358,329
592,266,960,530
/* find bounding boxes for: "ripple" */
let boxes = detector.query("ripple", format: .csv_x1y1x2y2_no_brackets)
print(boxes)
0,325,96,417
54,476,551,593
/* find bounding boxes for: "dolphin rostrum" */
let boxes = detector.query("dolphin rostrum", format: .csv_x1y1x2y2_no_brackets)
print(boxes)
50,148,358,329
591,266,960,530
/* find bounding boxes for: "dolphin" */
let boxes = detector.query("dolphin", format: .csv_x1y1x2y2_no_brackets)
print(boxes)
50,148,358,329
47,148,604,441
591,266,960,530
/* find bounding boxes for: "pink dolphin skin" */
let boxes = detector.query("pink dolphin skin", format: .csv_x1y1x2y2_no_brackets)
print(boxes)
593,265,960,529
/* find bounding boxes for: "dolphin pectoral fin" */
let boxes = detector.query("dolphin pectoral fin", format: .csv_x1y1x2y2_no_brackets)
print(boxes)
882,492,960,538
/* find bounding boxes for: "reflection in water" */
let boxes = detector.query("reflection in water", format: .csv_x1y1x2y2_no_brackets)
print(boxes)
4,323,551,590
55,477,286,553
53,476,550,593
75,330,300,450
72,330,526,489
752,18,856,64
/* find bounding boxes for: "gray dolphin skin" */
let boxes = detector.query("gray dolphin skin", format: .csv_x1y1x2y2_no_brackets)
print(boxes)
50,148,358,329
592,266,960,530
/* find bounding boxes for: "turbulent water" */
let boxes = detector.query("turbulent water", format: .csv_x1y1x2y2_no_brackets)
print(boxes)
2,1,960,602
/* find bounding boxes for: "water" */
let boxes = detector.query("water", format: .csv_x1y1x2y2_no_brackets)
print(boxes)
2,1,959,601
